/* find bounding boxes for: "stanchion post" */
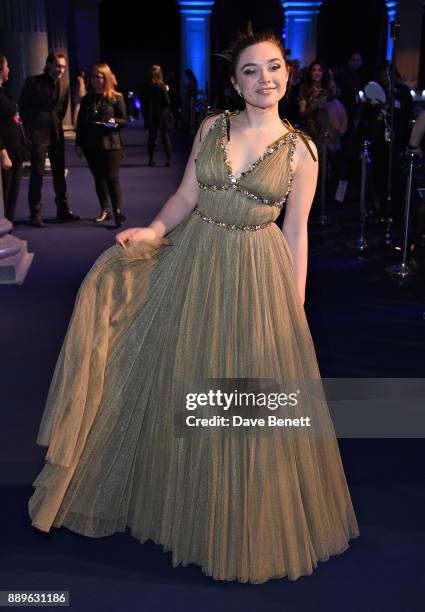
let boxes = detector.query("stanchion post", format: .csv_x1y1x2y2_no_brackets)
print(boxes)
386,150,417,277
358,140,371,251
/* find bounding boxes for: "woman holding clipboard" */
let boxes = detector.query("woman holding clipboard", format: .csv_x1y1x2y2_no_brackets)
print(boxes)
76,63,128,227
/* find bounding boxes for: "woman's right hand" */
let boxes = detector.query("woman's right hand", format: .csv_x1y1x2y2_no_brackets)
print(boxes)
115,226,162,247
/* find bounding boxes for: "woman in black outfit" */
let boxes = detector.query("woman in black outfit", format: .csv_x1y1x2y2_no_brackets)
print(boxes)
143,65,172,167
76,63,128,226
0,53,26,224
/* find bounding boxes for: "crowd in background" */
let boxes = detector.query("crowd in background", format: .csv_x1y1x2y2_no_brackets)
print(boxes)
0,48,423,236
280,54,416,219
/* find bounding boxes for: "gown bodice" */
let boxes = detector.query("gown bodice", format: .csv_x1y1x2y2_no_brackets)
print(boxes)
193,110,316,229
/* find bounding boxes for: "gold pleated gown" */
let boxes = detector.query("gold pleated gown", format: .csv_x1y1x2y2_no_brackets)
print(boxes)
29,113,359,584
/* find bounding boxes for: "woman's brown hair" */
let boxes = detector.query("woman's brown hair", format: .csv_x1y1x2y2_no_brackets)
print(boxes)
150,64,165,87
89,63,121,102
227,23,287,78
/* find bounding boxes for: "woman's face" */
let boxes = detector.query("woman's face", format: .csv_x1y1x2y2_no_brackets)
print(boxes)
231,41,288,110
91,71,105,91
311,64,323,83
0,57,10,83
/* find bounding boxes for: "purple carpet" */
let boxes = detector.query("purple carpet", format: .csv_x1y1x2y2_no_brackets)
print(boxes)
1,121,424,611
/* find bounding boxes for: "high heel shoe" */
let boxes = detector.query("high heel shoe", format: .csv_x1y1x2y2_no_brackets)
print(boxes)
95,210,111,223
114,209,126,227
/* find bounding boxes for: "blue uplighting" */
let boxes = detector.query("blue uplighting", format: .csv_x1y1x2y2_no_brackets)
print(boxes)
178,0,214,4
385,1,398,60
179,1,215,95
281,1,323,64
281,1,322,5
285,11,320,15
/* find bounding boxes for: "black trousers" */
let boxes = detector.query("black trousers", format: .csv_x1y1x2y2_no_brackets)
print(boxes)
28,141,68,214
83,148,123,213
147,126,171,162
2,161,23,222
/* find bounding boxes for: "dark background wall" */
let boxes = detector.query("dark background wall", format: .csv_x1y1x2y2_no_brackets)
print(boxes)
98,0,180,95
318,0,388,79
97,0,407,100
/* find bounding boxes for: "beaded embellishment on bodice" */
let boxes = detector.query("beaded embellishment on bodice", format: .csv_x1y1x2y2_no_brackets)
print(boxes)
195,111,316,210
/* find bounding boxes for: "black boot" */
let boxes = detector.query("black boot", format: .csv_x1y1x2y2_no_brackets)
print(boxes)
113,208,126,227
57,204,81,221
30,213,44,228
29,203,44,227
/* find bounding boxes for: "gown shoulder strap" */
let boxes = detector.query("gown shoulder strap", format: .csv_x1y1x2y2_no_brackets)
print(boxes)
281,118,317,162
198,108,237,141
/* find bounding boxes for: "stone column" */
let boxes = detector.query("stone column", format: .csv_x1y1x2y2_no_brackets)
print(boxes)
70,0,101,72
44,0,72,128
0,175,34,285
0,0,49,99
178,1,215,98
281,1,323,67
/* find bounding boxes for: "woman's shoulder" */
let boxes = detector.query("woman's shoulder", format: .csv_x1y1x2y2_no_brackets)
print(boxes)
197,111,225,142
288,125,318,164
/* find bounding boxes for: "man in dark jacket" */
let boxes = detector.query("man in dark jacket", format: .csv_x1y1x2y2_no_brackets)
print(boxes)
19,52,80,227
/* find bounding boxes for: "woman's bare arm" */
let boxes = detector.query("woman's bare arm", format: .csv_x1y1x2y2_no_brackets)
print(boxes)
282,137,318,305
116,114,219,246
148,115,219,239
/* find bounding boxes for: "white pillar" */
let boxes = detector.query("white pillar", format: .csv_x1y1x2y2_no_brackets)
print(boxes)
0,176,34,285
281,1,323,68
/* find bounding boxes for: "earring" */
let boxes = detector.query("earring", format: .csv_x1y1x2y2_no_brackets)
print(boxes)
237,88,244,98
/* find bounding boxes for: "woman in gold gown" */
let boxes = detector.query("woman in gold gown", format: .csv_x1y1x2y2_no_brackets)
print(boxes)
28,30,359,584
